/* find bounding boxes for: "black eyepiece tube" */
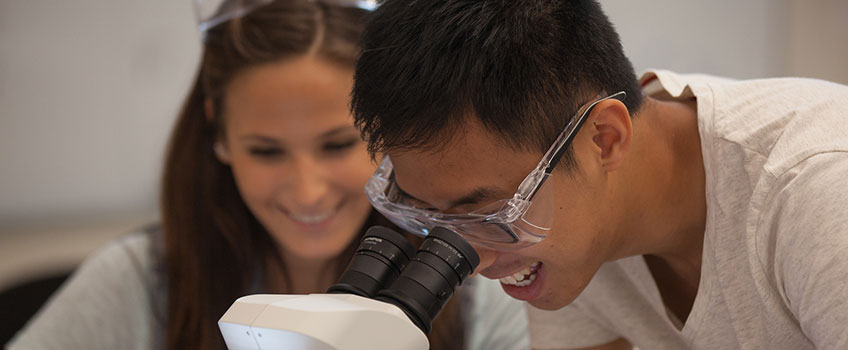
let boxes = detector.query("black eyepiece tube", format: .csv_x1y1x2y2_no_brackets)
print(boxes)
376,227,480,334
327,226,417,297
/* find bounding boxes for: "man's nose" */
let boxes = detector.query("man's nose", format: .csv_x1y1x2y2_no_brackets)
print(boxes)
469,243,497,277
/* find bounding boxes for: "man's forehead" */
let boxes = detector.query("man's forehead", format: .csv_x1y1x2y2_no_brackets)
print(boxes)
388,147,489,205
386,124,538,210
390,118,509,166
388,122,507,183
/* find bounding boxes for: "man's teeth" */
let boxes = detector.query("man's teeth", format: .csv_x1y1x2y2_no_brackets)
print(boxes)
500,261,540,287
290,210,335,224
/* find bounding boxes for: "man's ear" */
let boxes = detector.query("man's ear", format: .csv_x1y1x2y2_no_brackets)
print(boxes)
587,99,632,171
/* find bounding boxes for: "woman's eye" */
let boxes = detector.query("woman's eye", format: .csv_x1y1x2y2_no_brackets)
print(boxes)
248,147,283,157
322,140,358,153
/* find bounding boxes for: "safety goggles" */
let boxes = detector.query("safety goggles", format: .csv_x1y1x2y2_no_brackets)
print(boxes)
194,0,378,35
365,91,627,248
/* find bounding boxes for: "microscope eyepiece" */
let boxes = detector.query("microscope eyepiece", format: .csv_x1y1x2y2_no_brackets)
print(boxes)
327,226,417,297
328,226,479,335
376,227,480,334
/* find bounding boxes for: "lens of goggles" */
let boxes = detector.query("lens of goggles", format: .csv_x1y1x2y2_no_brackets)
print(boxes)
365,158,556,247
194,0,378,35
194,0,273,33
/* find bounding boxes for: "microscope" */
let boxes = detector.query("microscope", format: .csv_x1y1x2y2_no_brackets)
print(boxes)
218,226,480,349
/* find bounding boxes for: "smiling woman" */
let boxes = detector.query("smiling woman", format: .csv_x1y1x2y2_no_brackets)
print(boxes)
5,1,529,350
216,57,374,291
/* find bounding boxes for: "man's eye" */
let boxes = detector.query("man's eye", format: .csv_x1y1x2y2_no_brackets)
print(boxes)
405,198,438,211
249,147,283,157
413,204,439,212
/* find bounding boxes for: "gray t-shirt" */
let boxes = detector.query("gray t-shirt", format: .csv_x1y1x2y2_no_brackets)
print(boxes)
8,232,530,349
529,70,848,349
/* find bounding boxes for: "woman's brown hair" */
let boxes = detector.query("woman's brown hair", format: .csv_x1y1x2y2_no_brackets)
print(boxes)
161,1,464,349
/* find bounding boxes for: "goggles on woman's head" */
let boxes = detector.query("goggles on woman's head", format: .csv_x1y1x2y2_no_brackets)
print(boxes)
365,91,627,249
194,0,378,36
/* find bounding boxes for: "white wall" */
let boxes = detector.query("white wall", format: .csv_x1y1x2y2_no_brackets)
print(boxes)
0,0,200,227
603,0,787,79
785,0,848,84
1,0,847,289
603,0,848,84
0,0,201,288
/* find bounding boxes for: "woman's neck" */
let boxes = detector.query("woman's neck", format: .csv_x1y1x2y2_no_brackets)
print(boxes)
265,251,338,295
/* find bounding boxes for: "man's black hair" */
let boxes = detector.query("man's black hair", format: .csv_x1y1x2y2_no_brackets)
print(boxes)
352,0,642,170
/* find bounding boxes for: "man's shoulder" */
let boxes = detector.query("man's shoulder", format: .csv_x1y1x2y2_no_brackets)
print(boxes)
756,152,848,348
761,152,848,236
707,75,848,158
695,74,848,208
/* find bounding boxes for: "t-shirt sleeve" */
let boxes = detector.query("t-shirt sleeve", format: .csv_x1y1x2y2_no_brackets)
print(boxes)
6,234,155,350
527,301,620,349
465,276,531,350
768,152,848,349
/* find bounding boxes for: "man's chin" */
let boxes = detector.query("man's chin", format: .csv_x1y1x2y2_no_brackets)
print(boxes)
526,286,583,310
528,297,571,311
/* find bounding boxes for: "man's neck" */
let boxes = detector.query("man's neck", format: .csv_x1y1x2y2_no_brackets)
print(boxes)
618,97,706,254
622,96,707,322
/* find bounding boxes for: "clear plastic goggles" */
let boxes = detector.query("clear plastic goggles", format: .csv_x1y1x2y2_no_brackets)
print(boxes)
365,91,627,248
194,0,273,34
194,0,379,35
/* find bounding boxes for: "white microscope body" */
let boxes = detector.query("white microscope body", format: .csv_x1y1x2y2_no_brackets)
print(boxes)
218,226,479,350
218,293,428,350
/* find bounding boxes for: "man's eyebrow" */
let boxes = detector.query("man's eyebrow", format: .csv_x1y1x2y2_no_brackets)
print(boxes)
448,188,502,208
394,181,503,210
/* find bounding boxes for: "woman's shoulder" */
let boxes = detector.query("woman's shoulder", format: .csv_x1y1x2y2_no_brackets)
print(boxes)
6,226,164,349
83,225,162,280
47,224,164,303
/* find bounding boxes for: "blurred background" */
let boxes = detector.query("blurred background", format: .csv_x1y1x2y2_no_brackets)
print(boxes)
1,0,847,341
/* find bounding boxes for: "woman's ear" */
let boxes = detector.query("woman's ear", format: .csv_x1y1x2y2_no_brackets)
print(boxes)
588,99,632,171
213,141,231,164
206,99,230,164
204,98,216,123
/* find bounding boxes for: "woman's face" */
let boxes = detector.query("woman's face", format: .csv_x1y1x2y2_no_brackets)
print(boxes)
219,56,374,262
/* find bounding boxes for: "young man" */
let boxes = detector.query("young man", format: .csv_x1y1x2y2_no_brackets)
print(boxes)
352,0,848,349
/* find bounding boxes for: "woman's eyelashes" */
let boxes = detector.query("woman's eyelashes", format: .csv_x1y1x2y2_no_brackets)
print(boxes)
321,139,359,155
248,146,284,158
245,139,359,160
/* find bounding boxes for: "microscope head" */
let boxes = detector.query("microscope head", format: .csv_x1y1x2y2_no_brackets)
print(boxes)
219,226,480,350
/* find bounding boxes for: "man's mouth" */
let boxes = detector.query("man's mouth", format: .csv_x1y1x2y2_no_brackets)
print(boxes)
499,261,540,287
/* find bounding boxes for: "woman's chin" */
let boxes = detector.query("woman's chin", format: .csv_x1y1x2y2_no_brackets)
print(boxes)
261,199,372,262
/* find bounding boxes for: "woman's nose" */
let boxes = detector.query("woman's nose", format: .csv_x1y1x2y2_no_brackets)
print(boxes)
288,157,330,208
